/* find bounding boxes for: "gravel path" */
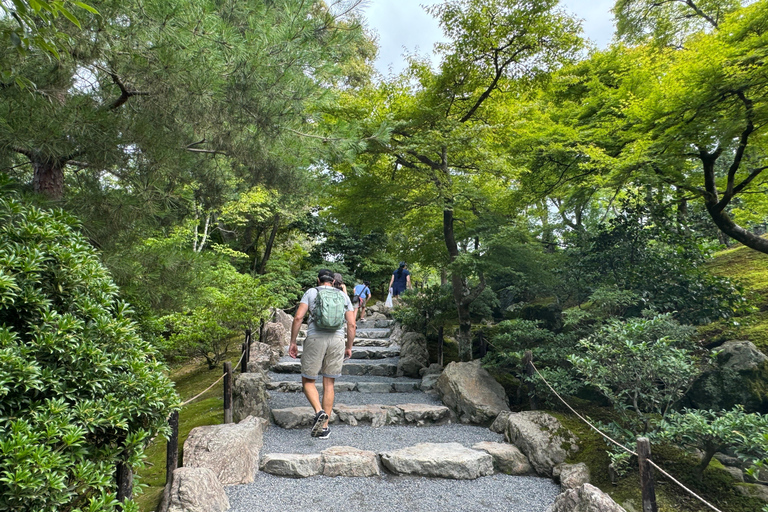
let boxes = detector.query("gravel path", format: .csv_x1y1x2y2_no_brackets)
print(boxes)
268,391,441,409
225,473,560,512
262,423,503,454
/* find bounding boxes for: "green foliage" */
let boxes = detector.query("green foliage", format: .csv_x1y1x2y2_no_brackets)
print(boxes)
163,264,298,368
0,194,177,511
562,196,750,325
569,313,700,433
659,406,768,479
391,285,455,336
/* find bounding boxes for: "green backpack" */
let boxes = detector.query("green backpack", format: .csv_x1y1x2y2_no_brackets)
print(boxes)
313,286,346,331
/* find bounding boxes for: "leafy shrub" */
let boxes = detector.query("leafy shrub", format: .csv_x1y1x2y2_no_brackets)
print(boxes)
659,406,768,480
569,313,700,433
162,263,299,367
0,194,178,511
391,284,455,335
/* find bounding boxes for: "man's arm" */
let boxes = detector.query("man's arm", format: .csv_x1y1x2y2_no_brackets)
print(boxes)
288,302,309,359
344,310,356,359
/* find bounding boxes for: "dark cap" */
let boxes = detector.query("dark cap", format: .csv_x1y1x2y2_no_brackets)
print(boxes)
317,269,334,282
399,261,406,268
364,281,370,286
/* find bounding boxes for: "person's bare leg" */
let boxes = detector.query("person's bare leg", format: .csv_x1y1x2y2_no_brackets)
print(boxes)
321,376,335,428
360,304,365,320
302,377,322,413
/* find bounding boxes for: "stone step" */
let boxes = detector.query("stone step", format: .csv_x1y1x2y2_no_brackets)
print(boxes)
355,319,395,329
271,403,452,429
259,442,506,480
272,358,399,377
295,336,394,347
296,327,392,339
287,345,400,359
267,380,420,393
266,372,420,386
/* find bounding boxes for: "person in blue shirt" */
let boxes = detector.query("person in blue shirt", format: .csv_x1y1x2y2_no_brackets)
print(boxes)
389,262,412,300
352,281,371,321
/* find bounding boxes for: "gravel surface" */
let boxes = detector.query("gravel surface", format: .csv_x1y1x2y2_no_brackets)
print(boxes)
261,423,503,454
269,391,440,409
267,372,421,384
225,473,560,512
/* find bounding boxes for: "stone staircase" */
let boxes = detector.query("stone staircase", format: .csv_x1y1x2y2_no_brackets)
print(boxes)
222,315,562,512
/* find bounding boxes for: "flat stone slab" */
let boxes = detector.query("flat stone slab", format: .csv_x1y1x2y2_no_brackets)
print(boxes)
287,346,400,359
272,403,451,428
272,407,338,429
260,453,323,478
356,381,394,393
393,381,420,392
321,445,380,477
355,338,395,347
355,329,392,339
266,381,356,392
380,442,494,479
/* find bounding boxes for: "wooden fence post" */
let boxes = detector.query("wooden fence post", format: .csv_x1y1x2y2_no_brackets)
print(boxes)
166,411,179,483
241,329,250,374
637,437,658,512
522,350,538,410
437,325,444,367
223,362,233,424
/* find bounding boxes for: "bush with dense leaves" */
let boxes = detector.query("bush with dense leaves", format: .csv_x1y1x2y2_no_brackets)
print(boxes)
0,194,178,512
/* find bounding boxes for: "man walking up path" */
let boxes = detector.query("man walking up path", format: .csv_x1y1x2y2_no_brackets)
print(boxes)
289,269,356,439
353,281,371,321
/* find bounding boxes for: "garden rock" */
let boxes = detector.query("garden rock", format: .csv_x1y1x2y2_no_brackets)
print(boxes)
687,340,768,412
397,332,429,378
718,340,768,371
490,411,512,434
167,467,229,512
233,371,271,422
260,453,323,478
247,342,279,372
554,462,591,489
503,411,578,477
321,446,380,477
435,360,510,425
472,441,532,475
380,442,494,479
263,322,287,356
420,373,440,391
548,483,626,512
735,483,768,502
272,407,338,429
273,309,293,337
334,404,400,427
388,323,404,345
420,363,443,376
183,416,265,485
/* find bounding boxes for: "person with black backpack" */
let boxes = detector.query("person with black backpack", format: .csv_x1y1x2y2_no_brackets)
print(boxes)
288,269,356,439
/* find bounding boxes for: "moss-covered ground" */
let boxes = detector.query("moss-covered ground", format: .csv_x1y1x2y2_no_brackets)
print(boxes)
706,244,768,355
551,403,765,512
134,348,241,512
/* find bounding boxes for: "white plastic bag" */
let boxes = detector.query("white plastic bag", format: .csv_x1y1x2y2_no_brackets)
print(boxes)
385,288,394,308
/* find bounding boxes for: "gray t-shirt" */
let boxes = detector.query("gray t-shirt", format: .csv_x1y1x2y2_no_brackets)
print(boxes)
301,285,354,336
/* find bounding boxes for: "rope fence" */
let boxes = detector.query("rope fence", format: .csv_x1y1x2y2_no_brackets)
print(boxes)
180,348,246,407
529,361,725,512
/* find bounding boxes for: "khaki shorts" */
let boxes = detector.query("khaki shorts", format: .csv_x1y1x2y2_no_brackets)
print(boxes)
300,332,345,379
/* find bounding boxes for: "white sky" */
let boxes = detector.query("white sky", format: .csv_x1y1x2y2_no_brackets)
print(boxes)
361,0,616,75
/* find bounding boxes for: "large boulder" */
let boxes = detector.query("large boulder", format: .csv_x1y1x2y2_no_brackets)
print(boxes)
502,411,579,477
397,332,429,378
167,467,229,512
549,483,626,512
388,323,404,345
182,416,265,485
435,360,510,425
380,443,494,479
233,371,271,422
247,342,279,372
686,340,768,413
262,322,287,356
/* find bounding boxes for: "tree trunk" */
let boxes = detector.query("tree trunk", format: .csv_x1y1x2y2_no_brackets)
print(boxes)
257,214,280,275
443,203,474,361
696,445,719,482
32,158,65,200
